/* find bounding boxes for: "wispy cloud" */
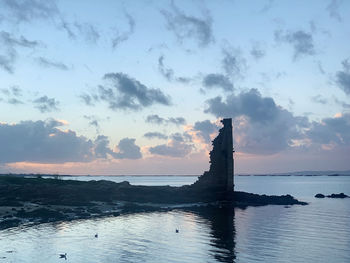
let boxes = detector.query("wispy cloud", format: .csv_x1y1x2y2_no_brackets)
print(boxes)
275,29,315,60
111,12,135,48
146,114,186,126
36,57,69,70
336,58,350,96
33,96,60,113
161,1,214,47
0,31,39,73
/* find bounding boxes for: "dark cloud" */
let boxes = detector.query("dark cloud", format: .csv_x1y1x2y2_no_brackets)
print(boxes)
36,57,69,70
144,132,168,140
335,59,350,95
275,30,315,60
149,132,193,157
0,86,24,104
205,89,308,154
33,96,60,113
0,31,39,73
307,113,350,146
93,136,142,160
112,12,135,48
98,73,171,111
158,55,191,83
202,74,233,92
0,119,93,163
334,97,350,109
326,0,342,22
0,0,58,23
112,138,142,159
161,1,214,47
192,120,218,143
145,114,186,126
222,47,247,78
0,119,143,163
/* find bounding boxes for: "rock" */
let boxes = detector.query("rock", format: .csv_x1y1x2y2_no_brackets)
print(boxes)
315,193,325,198
327,193,349,198
0,219,21,230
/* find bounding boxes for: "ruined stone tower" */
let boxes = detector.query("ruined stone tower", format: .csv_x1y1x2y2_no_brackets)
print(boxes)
193,118,234,193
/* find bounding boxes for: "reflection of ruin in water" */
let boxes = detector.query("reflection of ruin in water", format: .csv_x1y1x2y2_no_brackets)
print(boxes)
185,205,236,263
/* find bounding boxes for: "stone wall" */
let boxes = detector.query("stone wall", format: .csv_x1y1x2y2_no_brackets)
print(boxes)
193,118,234,192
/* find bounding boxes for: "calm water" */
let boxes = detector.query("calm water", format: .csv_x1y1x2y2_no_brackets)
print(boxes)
1,176,350,263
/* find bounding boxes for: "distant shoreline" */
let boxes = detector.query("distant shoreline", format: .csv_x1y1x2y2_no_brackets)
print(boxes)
1,173,349,177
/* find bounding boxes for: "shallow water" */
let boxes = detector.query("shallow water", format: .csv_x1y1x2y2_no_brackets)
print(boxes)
1,176,350,263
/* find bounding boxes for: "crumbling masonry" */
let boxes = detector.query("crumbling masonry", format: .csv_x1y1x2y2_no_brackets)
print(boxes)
193,118,234,192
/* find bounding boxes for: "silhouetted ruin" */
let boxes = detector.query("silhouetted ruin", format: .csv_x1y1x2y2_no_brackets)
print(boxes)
193,118,234,193
0,118,308,229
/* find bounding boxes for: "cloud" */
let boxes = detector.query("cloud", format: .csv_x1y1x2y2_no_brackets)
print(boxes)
79,93,98,106
222,47,247,78
158,55,174,81
192,120,218,143
93,136,142,160
36,57,69,70
307,113,350,146
260,0,274,13
146,114,186,126
83,115,100,133
144,132,168,140
158,55,192,83
74,22,100,43
0,86,24,104
0,119,143,163
275,30,315,60
112,138,142,159
311,95,328,104
98,73,171,111
149,132,193,157
205,89,308,154
0,31,39,73
161,1,214,47
335,59,350,95
112,12,135,48
0,0,58,23
202,74,233,92
33,96,60,113
326,0,342,22
0,119,93,163
250,43,266,60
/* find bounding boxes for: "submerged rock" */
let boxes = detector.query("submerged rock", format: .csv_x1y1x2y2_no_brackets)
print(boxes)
327,193,348,198
315,193,325,198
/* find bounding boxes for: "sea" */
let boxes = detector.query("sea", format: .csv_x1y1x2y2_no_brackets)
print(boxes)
1,175,349,263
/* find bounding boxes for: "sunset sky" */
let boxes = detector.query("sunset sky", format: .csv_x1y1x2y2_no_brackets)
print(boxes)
0,0,349,175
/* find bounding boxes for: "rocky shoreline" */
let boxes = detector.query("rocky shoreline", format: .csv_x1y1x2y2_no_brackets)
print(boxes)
0,176,307,230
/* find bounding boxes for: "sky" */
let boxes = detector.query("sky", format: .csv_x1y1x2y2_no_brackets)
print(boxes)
0,0,349,175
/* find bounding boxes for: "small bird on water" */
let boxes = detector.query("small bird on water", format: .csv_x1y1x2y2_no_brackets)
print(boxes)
59,253,67,260
175,229,179,233
95,233,98,238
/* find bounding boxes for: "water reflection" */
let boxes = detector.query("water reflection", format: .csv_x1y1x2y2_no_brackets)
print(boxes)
184,205,236,263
